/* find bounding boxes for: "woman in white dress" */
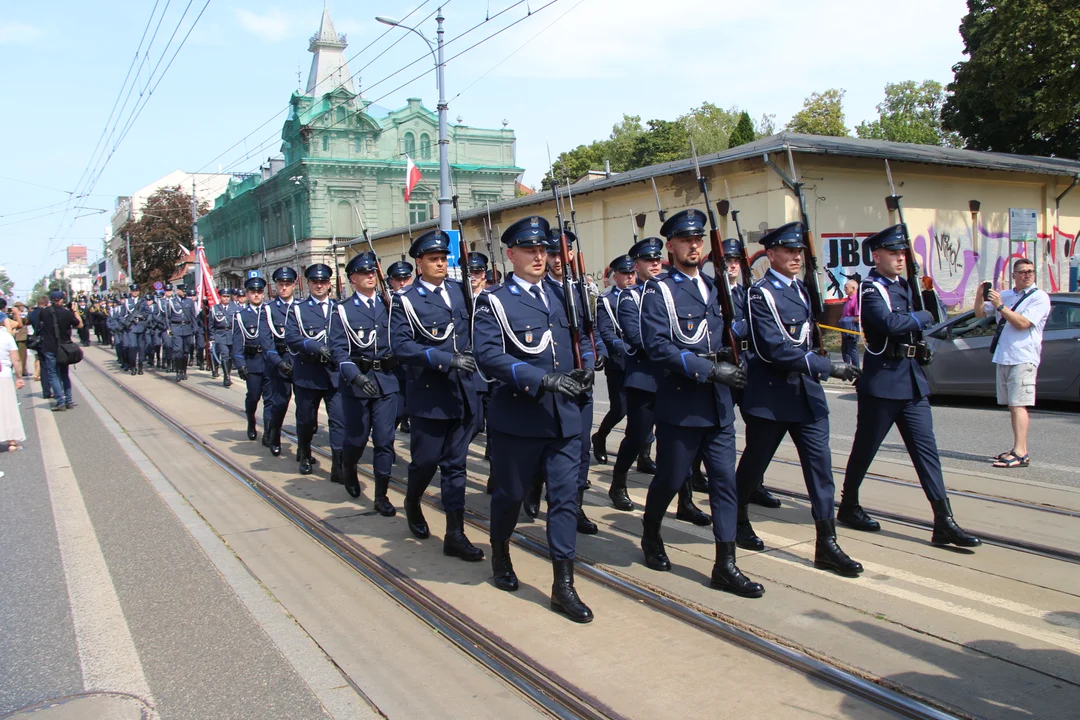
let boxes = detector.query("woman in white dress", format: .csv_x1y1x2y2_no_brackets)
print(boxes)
0,323,26,451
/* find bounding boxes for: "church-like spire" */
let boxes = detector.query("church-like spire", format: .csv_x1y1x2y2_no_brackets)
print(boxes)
305,3,356,98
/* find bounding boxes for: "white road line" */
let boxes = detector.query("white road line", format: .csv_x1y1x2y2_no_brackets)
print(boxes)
35,399,158,716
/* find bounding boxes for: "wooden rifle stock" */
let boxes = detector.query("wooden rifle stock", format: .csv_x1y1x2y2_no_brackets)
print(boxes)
550,181,583,369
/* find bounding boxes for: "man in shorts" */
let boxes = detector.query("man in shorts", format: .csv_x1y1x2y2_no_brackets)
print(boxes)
974,258,1050,468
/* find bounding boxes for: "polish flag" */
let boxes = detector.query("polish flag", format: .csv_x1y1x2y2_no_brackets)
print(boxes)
195,245,222,310
404,155,423,202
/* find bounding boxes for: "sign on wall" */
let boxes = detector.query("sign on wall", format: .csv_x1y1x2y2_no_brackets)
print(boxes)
821,232,874,300
1009,208,1038,242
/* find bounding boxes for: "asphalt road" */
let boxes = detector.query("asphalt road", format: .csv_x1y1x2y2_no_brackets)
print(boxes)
589,371,1080,490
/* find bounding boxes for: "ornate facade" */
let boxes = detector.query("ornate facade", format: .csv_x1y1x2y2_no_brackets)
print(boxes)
199,5,521,287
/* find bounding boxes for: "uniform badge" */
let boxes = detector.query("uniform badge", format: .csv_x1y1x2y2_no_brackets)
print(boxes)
416,286,427,296
687,322,694,330
529,216,539,227
789,325,798,334
508,284,521,295
772,280,783,289
525,331,533,343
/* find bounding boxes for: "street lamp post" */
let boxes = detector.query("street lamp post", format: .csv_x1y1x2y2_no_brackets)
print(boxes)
377,7,451,233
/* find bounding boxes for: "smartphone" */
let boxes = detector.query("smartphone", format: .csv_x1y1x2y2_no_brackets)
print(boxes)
980,281,992,303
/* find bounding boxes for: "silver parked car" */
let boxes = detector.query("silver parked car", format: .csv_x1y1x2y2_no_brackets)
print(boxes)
921,293,1080,403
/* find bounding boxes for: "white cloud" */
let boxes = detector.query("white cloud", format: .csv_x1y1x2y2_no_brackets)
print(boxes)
235,8,293,43
0,22,44,45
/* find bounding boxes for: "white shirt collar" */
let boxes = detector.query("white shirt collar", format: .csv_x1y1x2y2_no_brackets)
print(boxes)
418,278,445,294
511,274,544,294
767,268,796,287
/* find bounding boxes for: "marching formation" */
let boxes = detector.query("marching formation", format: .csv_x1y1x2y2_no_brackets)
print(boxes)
101,191,982,625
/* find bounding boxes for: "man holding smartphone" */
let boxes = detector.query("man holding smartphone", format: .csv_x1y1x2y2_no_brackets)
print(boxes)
974,258,1050,468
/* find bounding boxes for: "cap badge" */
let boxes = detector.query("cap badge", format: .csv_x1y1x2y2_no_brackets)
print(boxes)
529,217,539,227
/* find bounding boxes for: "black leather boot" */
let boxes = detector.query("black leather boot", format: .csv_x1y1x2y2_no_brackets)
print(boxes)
398,417,411,434
174,358,183,383
405,493,430,539
636,445,657,474
222,360,232,387
550,560,593,623
373,476,395,516
491,540,518,591
641,515,671,571
930,499,981,548
246,410,258,441
675,481,711,526
298,427,315,475
608,470,634,511
710,542,765,597
181,356,188,380
262,428,271,447
342,448,362,499
523,475,543,519
736,505,764,551
591,432,608,464
749,483,782,509
330,450,344,484
137,361,143,375
485,473,495,495
269,422,282,457
814,519,864,577
691,457,708,493
443,510,484,561
837,502,880,532
576,487,598,535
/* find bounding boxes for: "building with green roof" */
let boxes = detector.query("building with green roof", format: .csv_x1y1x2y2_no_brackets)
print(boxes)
198,5,522,289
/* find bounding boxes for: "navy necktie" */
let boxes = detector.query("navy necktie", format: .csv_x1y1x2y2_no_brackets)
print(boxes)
530,286,548,310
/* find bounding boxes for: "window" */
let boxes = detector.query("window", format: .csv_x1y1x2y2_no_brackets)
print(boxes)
322,135,330,152
354,137,362,154
404,132,415,157
420,133,431,160
943,312,996,339
335,106,346,125
409,202,428,225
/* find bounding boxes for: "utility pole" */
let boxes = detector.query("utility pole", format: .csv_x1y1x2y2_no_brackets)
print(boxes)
125,231,132,282
435,7,450,234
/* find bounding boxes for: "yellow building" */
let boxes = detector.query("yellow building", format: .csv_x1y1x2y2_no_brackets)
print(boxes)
342,133,1080,308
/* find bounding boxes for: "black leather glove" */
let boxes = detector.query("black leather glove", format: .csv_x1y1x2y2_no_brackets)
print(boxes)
237,367,249,381
829,362,861,382
352,372,379,397
277,359,293,379
594,355,606,371
716,347,736,365
449,353,477,373
568,368,595,391
707,361,747,389
540,373,587,399
316,345,333,364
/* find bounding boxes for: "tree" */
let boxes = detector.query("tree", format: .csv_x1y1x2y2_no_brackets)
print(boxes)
785,89,850,137
942,1,1080,157
29,274,62,305
628,119,690,168
0,268,12,297
542,114,645,190
679,102,741,155
117,186,208,287
728,111,757,148
756,113,776,138
857,80,963,147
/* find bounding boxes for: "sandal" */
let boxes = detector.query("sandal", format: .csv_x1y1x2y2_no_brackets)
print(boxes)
991,449,1016,462
993,453,1030,468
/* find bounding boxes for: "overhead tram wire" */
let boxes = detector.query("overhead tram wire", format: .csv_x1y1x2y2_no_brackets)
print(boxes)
189,0,553,189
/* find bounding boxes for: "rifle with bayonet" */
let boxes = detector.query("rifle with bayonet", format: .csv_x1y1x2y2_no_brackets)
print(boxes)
689,138,742,363
482,203,499,285
650,177,675,266
546,171,583,369
353,206,391,306
485,201,506,284
451,193,474,324
564,178,598,341
885,160,940,324
717,179,752,288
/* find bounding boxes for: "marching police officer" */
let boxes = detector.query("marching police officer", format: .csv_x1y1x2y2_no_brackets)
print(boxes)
839,225,980,548
232,272,280,443
468,251,492,436
156,284,174,370
637,209,762,597
209,291,234,384
735,222,863,576
118,284,146,374
389,229,483,563
474,215,595,622
543,230,602,535
591,254,635,465
108,298,125,367
386,260,414,434
284,264,344,480
264,267,298,456
166,283,198,381
329,252,398,516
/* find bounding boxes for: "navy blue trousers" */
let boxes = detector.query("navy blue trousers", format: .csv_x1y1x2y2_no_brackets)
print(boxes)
293,385,344,451
170,333,194,358
488,430,581,561
843,393,946,504
736,413,836,521
576,395,593,489
341,391,397,479
646,422,738,542
406,414,474,513
269,371,293,430
125,331,148,367
595,365,626,437
244,371,274,428
614,387,655,474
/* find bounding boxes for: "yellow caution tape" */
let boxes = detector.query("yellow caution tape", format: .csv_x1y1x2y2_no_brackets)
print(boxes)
818,323,862,337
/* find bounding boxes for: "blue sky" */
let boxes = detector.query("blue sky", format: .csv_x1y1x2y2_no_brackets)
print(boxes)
0,0,969,297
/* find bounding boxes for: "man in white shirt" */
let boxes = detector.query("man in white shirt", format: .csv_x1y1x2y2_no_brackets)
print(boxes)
974,258,1050,468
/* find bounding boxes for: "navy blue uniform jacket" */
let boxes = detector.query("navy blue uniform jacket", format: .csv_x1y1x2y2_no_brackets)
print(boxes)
858,269,934,401
329,292,399,399
617,281,664,393
284,297,339,391
232,304,281,375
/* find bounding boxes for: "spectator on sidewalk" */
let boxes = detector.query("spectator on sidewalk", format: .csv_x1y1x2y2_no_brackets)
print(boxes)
12,301,29,376
0,320,26,451
974,258,1050,468
28,295,51,398
838,278,860,368
39,291,82,411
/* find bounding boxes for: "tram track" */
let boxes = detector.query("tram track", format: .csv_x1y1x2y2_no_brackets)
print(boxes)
94,357,967,720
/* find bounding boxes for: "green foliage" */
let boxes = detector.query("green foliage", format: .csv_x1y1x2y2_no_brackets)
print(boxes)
0,269,12,297
678,102,741,155
628,119,690,168
117,186,209,287
857,80,962,147
29,275,61,305
942,1,1080,157
785,89,850,137
729,112,757,148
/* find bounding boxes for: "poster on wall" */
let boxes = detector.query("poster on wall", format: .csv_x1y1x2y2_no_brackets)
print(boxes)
821,232,874,300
